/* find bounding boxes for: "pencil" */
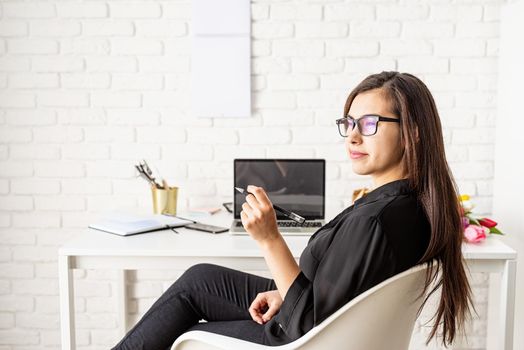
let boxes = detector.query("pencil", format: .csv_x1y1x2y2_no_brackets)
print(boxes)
234,187,306,225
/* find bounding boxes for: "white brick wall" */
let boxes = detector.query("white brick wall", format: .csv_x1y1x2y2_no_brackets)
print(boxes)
0,0,508,349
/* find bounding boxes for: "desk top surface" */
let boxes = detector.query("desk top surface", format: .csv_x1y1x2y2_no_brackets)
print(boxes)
60,211,517,260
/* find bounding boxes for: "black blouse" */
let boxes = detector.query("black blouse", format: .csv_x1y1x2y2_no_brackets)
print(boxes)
264,179,431,345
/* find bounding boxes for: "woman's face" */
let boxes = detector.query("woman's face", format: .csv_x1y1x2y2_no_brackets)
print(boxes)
345,88,405,187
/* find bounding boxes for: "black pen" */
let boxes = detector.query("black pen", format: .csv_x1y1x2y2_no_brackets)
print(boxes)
234,187,306,225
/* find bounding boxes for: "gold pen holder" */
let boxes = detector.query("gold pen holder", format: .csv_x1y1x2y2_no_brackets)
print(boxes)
151,185,178,216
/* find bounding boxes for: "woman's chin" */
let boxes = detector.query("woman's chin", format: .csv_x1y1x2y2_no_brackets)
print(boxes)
351,164,369,176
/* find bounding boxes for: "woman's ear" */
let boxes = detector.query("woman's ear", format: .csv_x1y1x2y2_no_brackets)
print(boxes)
414,126,420,143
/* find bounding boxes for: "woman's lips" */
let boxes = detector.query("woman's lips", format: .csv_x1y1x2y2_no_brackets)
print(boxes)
350,151,368,159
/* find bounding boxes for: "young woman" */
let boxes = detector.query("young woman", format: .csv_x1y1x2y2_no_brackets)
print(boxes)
113,71,472,350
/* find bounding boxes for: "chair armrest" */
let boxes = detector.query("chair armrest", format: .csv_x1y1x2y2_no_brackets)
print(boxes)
172,330,272,350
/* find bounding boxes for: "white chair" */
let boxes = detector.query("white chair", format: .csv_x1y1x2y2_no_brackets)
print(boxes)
172,264,428,350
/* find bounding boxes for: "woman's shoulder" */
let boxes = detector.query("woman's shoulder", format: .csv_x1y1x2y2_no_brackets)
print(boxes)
325,192,424,235
351,192,418,219
376,194,431,262
346,192,428,237
380,192,422,215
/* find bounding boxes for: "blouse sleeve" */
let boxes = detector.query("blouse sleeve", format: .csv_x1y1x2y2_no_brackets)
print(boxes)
273,215,396,340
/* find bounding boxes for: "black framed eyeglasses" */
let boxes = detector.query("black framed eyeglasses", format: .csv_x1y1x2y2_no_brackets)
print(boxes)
335,114,400,137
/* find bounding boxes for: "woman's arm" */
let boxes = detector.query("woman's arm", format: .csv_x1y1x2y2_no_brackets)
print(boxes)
258,235,300,299
240,185,300,299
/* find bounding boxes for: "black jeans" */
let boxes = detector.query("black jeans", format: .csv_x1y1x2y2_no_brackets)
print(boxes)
112,263,276,350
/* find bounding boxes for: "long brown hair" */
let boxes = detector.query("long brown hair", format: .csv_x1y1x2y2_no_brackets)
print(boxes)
343,71,473,346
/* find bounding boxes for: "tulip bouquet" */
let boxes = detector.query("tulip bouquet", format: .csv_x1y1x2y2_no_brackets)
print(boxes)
460,194,503,243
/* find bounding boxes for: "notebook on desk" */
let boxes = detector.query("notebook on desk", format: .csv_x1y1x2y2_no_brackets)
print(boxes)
230,159,326,235
89,213,194,236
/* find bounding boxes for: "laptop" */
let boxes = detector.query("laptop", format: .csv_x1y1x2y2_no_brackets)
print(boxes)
230,159,326,235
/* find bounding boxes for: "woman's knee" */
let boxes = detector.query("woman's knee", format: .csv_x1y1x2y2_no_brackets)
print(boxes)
182,263,220,280
172,263,222,290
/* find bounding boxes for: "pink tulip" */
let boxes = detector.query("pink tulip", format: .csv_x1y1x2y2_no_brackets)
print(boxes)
464,225,487,243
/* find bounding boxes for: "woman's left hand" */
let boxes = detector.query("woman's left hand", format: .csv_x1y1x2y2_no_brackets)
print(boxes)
248,290,283,324
240,185,280,244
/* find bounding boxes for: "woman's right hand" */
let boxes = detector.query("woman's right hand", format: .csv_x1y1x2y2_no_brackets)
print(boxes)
248,290,283,324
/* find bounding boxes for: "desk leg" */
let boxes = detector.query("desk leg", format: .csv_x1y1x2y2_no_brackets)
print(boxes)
117,270,128,337
59,255,76,350
499,259,517,350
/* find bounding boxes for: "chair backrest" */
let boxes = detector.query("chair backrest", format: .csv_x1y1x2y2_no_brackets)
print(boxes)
289,264,428,350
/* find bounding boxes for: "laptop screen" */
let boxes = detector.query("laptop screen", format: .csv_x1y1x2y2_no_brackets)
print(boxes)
234,159,325,220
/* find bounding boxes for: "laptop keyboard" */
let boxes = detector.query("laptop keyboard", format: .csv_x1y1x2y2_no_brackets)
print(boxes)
234,221,322,228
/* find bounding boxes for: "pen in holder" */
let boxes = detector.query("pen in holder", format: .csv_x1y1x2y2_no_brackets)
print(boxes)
151,184,178,216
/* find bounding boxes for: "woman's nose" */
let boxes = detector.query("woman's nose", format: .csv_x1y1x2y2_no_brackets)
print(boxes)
348,125,362,144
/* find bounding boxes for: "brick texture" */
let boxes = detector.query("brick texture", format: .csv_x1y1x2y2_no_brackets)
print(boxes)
0,0,504,349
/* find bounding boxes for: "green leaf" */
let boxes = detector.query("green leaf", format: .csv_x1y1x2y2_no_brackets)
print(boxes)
489,227,504,235
468,217,480,225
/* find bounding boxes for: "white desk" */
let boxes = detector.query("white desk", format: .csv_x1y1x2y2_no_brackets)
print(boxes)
59,212,517,350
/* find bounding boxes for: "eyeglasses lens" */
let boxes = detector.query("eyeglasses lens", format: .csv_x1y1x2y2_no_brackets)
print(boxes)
338,118,351,137
359,117,378,136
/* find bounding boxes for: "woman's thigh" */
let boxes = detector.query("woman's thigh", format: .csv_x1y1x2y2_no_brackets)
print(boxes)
188,320,267,345
172,263,276,321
